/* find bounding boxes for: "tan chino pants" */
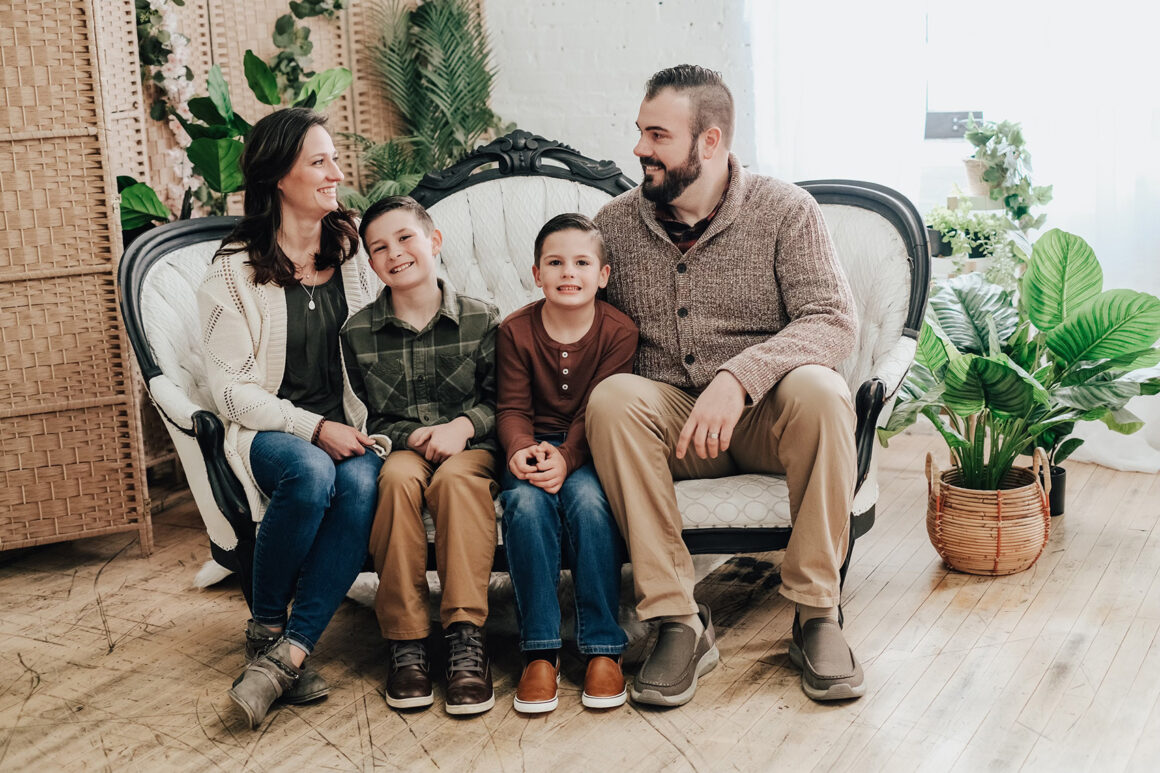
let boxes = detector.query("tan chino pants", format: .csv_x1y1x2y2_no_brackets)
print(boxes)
585,366,856,619
369,448,499,640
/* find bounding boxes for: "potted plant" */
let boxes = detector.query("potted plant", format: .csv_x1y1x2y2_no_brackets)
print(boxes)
881,229,1160,568
926,203,1023,290
963,114,1054,234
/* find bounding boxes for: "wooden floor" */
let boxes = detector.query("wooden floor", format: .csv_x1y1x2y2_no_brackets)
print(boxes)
3,431,1160,772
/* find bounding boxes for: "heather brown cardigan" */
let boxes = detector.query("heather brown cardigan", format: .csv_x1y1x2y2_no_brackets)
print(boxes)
595,156,857,403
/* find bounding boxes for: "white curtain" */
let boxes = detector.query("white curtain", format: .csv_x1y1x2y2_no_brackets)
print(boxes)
748,0,1160,471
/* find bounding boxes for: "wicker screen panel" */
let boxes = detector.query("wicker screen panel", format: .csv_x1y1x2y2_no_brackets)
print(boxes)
206,0,287,128
0,0,149,554
0,2,101,133
92,0,149,183
1,273,129,415
0,405,148,550
0,133,113,272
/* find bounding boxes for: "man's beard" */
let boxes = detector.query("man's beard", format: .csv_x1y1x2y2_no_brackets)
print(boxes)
640,141,702,204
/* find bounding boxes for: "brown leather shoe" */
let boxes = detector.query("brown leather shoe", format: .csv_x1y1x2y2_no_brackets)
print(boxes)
582,655,627,709
386,639,433,709
444,623,494,715
514,658,560,713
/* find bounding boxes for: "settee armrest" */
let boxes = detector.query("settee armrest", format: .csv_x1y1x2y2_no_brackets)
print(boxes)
854,378,887,492
872,336,918,401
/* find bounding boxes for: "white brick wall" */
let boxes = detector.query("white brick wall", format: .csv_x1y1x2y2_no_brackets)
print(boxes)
484,0,756,184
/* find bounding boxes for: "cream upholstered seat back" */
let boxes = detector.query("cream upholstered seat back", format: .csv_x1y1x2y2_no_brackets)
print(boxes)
428,176,616,319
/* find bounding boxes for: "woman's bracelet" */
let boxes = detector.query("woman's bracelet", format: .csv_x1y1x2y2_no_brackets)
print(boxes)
311,418,326,444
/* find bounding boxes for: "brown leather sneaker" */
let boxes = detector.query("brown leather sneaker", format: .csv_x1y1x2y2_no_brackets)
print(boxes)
444,623,494,715
386,639,434,709
630,603,719,707
513,658,560,714
582,655,627,709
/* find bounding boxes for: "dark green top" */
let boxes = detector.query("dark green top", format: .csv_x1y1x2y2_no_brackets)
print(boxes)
278,271,348,423
340,279,499,453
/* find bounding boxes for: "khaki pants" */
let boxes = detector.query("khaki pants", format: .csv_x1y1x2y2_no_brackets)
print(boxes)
369,448,499,639
585,366,856,618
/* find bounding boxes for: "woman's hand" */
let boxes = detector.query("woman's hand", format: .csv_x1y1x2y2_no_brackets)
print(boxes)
316,421,375,460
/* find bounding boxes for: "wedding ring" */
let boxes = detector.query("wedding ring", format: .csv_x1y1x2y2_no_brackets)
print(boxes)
708,432,719,439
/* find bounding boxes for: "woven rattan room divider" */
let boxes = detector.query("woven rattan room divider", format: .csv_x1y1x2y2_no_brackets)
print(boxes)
1,1,152,553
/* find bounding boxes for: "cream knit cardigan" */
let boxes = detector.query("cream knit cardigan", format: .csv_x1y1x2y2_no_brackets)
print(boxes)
197,248,388,527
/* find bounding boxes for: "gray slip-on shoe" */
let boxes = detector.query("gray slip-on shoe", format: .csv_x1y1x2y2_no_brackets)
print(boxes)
236,620,329,704
630,603,719,707
788,613,865,701
228,638,301,729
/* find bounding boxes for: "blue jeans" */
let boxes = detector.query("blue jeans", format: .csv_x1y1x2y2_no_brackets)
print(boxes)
249,431,381,654
499,435,627,655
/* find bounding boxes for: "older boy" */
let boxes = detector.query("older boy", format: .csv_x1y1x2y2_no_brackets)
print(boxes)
341,196,500,715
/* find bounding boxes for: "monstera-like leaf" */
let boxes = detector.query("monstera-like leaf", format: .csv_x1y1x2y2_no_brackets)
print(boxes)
1021,228,1102,333
928,272,1018,354
943,353,1050,419
1046,289,1160,367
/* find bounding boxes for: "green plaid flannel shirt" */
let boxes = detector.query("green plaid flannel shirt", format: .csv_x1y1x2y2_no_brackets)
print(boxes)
340,280,499,454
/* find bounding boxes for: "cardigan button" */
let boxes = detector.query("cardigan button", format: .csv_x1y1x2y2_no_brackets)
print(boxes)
685,354,695,365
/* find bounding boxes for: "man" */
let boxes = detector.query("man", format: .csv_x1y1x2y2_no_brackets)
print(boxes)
588,64,864,706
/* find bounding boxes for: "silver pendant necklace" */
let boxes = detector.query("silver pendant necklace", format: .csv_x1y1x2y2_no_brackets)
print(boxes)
301,265,318,311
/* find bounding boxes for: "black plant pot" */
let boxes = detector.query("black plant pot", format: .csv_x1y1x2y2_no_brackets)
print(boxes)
1037,465,1066,516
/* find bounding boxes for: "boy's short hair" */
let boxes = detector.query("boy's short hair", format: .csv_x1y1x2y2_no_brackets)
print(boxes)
533,213,607,266
358,195,435,245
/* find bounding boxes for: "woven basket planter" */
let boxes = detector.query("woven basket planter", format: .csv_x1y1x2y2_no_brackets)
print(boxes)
925,450,1051,576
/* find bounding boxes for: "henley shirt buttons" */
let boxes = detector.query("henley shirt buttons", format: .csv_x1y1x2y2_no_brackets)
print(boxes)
677,307,688,317
561,351,569,358
685,354,695,365
562,368,569,375
562,384,569,391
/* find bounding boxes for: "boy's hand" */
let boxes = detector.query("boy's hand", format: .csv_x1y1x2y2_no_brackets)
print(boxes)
508,444,546,479
526,444,568,494
317,421,375,461
418,416,475,464
407,426,434,454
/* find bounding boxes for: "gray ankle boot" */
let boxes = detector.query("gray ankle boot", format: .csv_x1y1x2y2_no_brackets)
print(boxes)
228,638,301,728
240,620,329,703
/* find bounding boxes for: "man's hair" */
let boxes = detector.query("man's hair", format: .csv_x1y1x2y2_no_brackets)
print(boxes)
533,213,608,266
645,64,734,149
358,195,435,245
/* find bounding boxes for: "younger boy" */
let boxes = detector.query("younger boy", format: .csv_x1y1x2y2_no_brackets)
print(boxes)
341,196,500,715
496,213,639,712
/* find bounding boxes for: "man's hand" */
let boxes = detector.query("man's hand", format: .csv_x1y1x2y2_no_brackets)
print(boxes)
675,371,747,460
508,443,547,479
413,416,475,464
317,421,375,461
525,443,568,494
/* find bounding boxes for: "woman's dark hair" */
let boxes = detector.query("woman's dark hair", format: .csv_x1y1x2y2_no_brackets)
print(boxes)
214,107,359,286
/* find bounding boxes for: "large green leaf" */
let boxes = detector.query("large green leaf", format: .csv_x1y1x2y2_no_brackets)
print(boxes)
244,50,281,106
1046,289,1160,366
120,183,171,230
916,319,955,376
879,383,946,441
1060,347,1160,385
294,67,353,110
944,353,1049,418
1054,436,1085,464
1052,379,1143,412
1102,407,1145,434
188,137,245,193
206,65,234,123
1021,228,1102,332
928,272,1017,354
187,96,226,126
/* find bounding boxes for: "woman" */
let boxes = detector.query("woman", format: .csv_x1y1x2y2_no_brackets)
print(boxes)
197,107,386,728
